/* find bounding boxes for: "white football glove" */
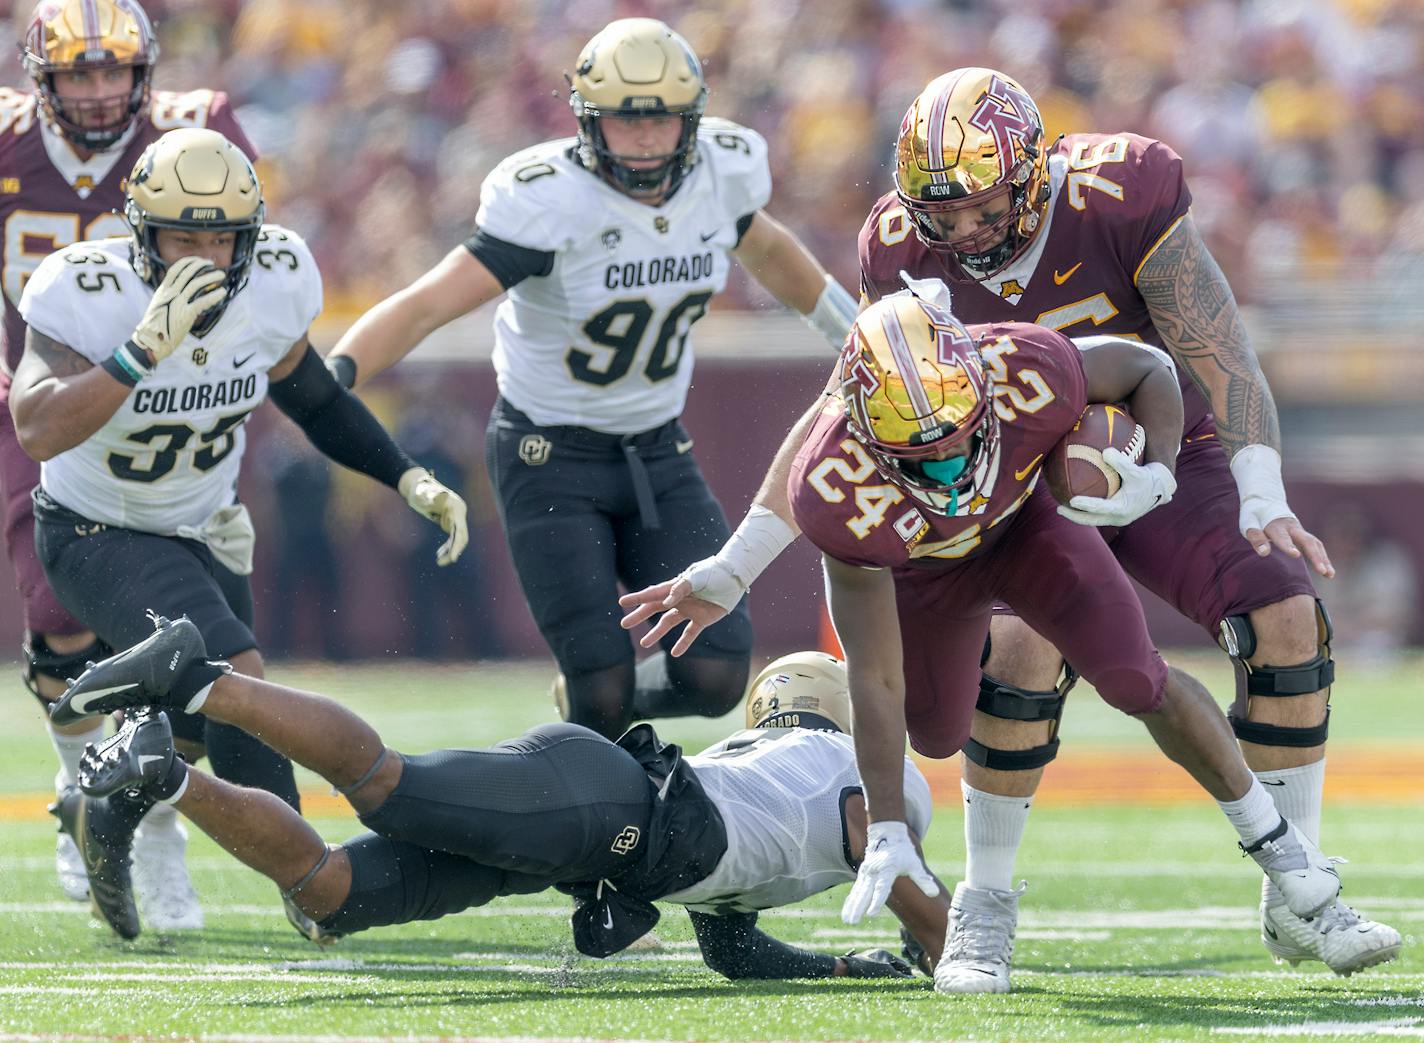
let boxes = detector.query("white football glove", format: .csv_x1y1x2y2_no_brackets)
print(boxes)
398,467,469,566
841,821,938,925
130,257,228,365
1056,448,1177,528
679,504,798,612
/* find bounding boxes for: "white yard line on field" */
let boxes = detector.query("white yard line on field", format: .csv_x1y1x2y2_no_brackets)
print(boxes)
1214,1019,1424,1037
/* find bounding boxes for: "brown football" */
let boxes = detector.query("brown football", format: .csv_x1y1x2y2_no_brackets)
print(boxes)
1044,403,1146,506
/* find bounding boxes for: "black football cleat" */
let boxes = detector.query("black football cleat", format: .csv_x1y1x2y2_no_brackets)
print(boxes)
79,710,179,799
49,614,209,726
50,785,151,940
283,895,345,948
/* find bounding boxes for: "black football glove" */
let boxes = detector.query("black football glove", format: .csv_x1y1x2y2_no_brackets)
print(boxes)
840,948,913,978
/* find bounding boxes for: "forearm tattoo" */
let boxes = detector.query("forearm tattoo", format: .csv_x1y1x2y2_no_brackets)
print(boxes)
1136,217,1280,457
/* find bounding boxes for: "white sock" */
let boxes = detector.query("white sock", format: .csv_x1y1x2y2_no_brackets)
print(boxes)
49,721,104,789
1255,759,1325,845
1217,777,1283,848
136,799,180,838
962,780,1033,892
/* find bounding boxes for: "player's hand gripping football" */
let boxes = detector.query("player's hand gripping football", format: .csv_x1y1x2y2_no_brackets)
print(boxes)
398,467,469,566
1056,448,1177,528
619,558,737,657
841,821,938,925
130,257,228,364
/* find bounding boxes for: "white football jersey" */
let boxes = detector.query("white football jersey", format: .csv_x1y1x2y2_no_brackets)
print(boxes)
476,118,772,433
664,728,933,915
20,226,320,532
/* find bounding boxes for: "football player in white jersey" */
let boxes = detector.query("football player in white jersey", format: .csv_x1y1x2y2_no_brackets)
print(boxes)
327,18,858,740
9,127,468,941
54,629,950,977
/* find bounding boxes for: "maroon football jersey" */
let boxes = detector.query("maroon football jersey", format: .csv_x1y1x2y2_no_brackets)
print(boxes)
790,321,1087,569
857,132,1208,439
0,88,256,373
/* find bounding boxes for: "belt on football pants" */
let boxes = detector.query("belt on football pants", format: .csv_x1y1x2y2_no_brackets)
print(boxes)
495,398,675,530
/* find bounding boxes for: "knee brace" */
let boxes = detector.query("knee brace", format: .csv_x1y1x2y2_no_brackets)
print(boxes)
961,663,1078,772
1218,598,1334,748
21,632,111,707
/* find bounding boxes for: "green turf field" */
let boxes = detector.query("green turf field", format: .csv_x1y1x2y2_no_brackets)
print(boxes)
1,653,1419,1042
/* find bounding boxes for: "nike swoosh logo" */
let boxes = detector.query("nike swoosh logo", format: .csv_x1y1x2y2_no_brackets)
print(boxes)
602,907,614,931
1014,453,1044,480
233,352,256,368
676,439,695,454
74,684,140,712
138,754,166,769
1263,922,1279,940
1053,262,1083,285
1260,779,1287,787
699,230,717,242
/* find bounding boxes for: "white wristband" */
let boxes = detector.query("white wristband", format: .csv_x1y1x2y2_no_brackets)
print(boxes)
803,276,859,349
1230,444,1296,534
719,503,798,590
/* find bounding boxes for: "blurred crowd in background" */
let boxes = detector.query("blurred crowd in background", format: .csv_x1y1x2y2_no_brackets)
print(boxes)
8,0,1423,312
1,0,1420,659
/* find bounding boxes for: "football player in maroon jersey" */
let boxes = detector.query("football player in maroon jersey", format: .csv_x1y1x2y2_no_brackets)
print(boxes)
792,290,1345,995
622,68,1400,984
1,0,256,930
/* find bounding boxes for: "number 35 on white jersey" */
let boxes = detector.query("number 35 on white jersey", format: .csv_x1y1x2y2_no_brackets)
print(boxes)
19,227,320,533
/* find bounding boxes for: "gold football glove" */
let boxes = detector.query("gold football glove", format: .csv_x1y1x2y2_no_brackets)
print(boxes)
130,257,228,364
398,467,469,566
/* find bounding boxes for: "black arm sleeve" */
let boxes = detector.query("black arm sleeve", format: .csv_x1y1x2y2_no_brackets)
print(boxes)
462,229,555,290
267,346,418,489
687,909,837,980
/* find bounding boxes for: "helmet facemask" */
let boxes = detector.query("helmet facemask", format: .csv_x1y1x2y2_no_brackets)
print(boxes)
573,98,705,198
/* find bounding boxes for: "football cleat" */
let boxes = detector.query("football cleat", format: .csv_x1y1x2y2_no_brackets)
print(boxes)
49,614,209,725
283,895,344,948
50,786,149,940
1241,818,1340,920
133,803,203,932
1261,885,1403,976
933,881,1025,995
78,710,178,798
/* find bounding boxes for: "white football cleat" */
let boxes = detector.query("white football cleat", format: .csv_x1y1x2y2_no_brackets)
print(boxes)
132,803,203,931
1261,881,1403,976
933,881,1025,995
1242,818,1339,919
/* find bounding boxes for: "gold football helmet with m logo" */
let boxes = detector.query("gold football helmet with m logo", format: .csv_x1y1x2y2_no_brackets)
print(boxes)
840,292,998,515
21,0,159,150
124,128,265,335
895,68,1051,281
569,18,707,198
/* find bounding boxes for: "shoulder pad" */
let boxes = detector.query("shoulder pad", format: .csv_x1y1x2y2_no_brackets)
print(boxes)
475,139,581,252
696,118,771,217
249,224,322,337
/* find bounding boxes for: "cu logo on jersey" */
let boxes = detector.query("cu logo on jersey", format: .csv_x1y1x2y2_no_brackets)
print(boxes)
969,75,1040,168
611,825,641,855
518,434,552,466
191,347,208,365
